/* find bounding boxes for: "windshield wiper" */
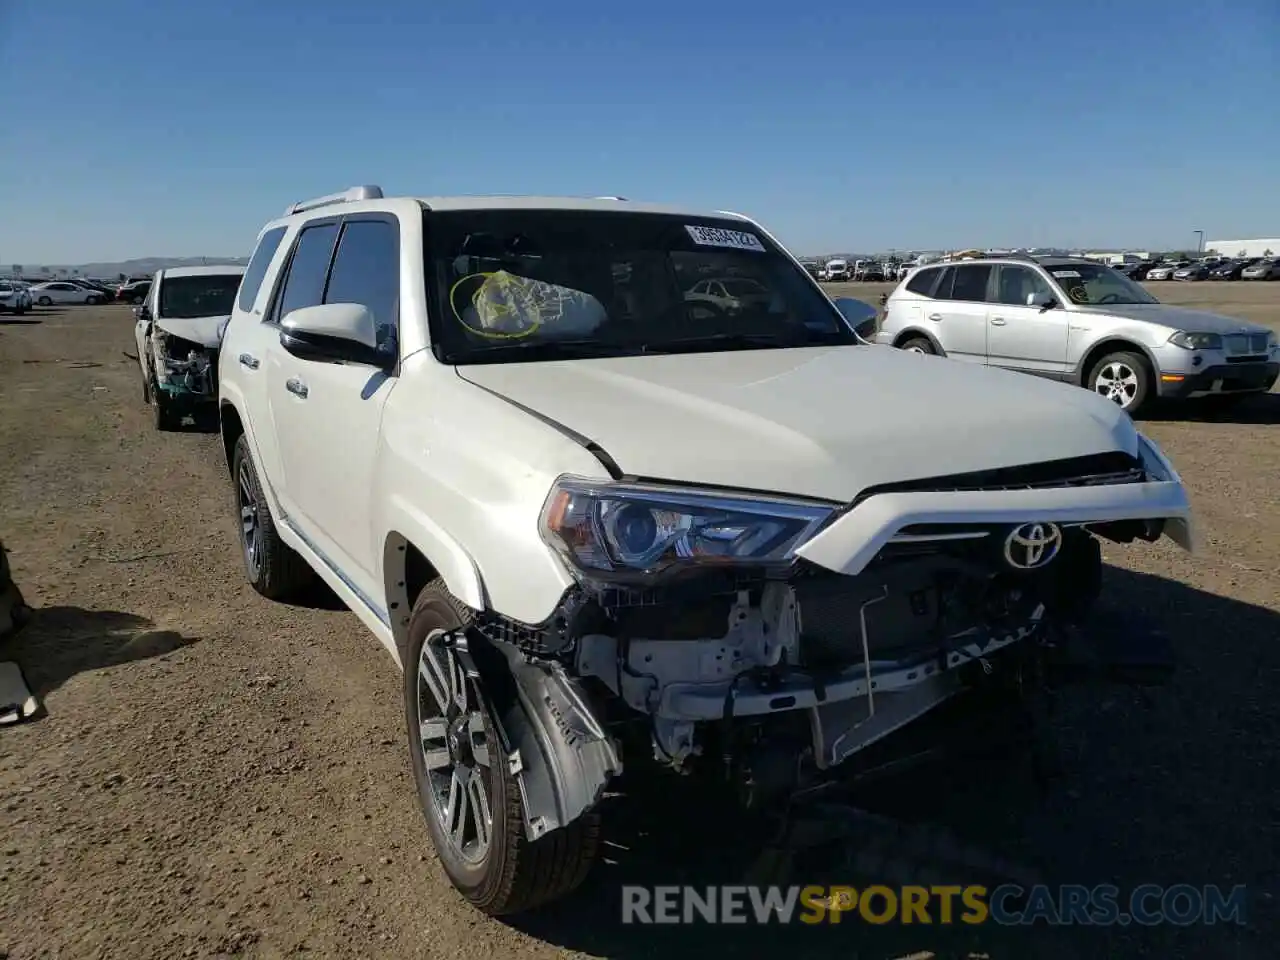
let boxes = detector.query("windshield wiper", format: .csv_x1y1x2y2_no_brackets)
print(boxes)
641,332,802,354
451,338,631,361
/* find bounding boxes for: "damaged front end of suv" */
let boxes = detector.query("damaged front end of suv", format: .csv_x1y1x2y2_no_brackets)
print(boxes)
145,322,221,430
455,439,1192,847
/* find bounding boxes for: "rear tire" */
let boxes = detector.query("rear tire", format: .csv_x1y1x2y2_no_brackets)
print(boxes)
153,383,180,431
86,295,102,305
404,581,601,916
899,336,936,355
1087,350,1151,414
230,434,314,600
37,296,51,306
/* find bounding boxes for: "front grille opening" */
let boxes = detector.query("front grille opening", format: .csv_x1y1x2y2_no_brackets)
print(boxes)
851,451,1144,505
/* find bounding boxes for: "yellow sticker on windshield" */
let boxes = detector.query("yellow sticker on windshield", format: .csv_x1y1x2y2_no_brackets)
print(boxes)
449,271,605,340
1068,286,1090,303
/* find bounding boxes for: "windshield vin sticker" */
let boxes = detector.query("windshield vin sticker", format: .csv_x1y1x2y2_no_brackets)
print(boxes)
685,225,766,252
1052,270,1081,278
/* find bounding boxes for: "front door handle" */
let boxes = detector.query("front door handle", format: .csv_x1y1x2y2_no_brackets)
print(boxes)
285,377,308,399
238,353,259,370
927,313,942,322
990,317,1007,326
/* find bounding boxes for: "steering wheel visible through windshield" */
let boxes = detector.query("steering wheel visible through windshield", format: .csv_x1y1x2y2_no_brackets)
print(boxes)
425,210,856,364
1045,263,1159,306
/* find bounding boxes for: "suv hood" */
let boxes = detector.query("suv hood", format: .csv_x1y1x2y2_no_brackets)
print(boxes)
155,314,228,348
1074,303,1270,335
457,347,1139,502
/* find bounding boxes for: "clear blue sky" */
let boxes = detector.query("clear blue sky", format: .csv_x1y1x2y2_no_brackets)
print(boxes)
1,0,1277,264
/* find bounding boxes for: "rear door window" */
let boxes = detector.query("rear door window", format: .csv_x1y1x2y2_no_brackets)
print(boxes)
943,264,993,302
905,267,940,296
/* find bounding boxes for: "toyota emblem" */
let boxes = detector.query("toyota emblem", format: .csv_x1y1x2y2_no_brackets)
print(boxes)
1003,522,1063,570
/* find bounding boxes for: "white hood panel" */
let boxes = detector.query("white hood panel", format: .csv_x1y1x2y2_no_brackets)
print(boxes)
155,314,228,349
457,346,1139,502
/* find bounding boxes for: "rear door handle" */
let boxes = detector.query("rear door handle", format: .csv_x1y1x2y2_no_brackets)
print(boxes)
927,313,942,322
990,317,1007,326
285,377,308,399
238,353,259,370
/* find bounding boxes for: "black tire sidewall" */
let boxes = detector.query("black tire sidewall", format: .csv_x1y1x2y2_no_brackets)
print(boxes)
231,435,269,587
1088,351,1150,413
901,336,935,355
403,590,514,900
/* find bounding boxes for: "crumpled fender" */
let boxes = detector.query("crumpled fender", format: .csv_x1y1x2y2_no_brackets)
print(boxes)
453,626,621,840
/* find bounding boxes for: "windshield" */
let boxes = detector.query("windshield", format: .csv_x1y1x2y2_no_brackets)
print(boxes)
158,274,241,318
1044,263,1159,306
425,210,855,364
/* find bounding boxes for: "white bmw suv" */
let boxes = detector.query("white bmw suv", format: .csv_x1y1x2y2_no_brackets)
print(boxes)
218,186,1194,916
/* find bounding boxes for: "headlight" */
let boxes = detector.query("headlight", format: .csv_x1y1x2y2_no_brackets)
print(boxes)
1136,432,1180,483
1168,331,1222,350
539,477,835,580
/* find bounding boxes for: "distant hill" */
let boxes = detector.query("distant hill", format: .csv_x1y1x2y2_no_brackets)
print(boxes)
9,256,249,281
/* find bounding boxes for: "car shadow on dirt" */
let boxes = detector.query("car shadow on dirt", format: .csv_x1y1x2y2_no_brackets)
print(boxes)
507,566,1278,960
0,315,42,325
168,408,222,434
1143,392,1280,426
4,605,198,713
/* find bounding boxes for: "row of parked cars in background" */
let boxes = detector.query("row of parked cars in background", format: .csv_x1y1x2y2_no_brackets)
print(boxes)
0,276,154,312
1123,256,1280,282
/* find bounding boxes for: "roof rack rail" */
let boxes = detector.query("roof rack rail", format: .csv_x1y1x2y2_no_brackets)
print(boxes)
284,185,384,217
593,195,629,201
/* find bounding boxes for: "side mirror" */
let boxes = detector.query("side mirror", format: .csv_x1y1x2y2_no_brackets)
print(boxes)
279,303,391,368
832,296,879,340
1028,293,1058,312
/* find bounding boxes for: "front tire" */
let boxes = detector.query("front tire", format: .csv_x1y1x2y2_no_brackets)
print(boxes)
36,296,51,306
1087,350,1151,414
230,434,314,600
152,382,180,431
404,581,600,916
86,295,102,305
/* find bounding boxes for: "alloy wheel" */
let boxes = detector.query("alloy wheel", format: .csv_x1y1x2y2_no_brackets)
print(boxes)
236,461,262,579
417,630,493,864
1094,362,1139,408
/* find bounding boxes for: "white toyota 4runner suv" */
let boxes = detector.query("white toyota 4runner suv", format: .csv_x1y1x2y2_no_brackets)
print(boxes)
218,186,1194,916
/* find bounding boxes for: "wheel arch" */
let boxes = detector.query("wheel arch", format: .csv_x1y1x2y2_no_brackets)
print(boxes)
383,525,485,659
892,327,946,355
1075,337,1158,387
219,400,244,477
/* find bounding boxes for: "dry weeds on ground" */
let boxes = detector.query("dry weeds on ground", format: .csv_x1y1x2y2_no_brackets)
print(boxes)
0,283,1276,959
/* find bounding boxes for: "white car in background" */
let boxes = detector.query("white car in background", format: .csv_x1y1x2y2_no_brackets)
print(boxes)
134,265,245,430
0,282,32,314
26,281,108,306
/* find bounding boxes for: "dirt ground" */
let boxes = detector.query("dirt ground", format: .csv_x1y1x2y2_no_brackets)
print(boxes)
1,282,1277,959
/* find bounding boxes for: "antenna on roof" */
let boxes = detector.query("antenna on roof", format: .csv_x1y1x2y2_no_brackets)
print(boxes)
285,185,383,217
